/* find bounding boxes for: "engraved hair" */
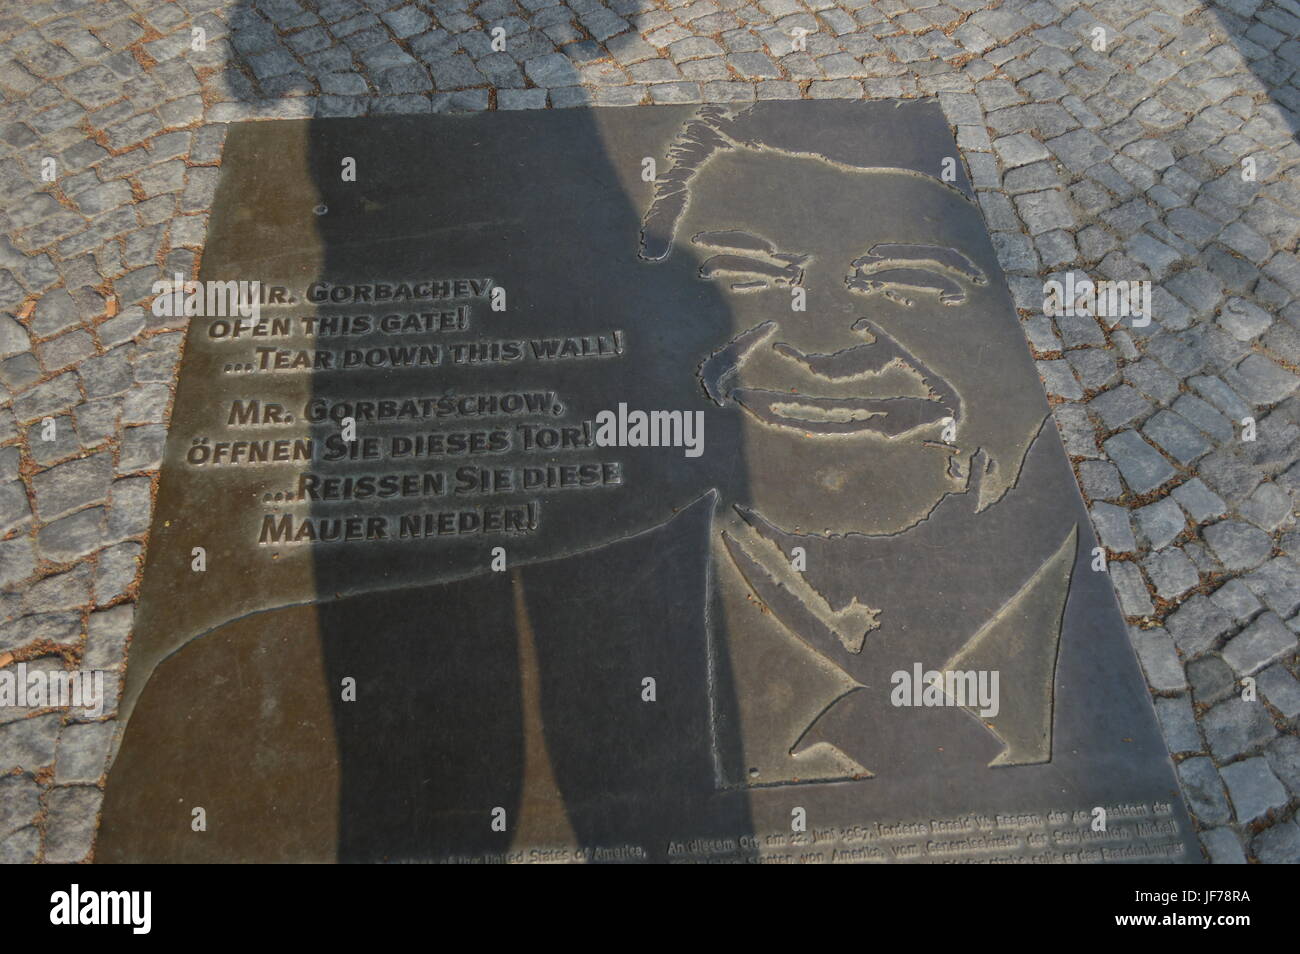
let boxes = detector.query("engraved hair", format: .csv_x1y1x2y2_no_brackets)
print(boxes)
639,105,743,262
640,106,974,265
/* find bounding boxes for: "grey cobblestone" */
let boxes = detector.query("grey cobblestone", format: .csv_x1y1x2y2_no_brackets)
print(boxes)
1220,757,1289,822
1078,460,1122,500
1202,697,1278,761
1266,735,1300,798
1131,626,1188,691
1252,819,1300,863
1189,654,1237,705
1144,409,1214,465
1172,394,1233,443
37,506,107,563
1036,358,1083,399
1222,611,1298,674
0,712,61,772
1239,481,1291,531
1200,826,1248,863
1089,385,1152,430
1203,518,1275,570
43,785,101,863
1104,429,1178,494
1092,502,1137,552
1154,694,1203,753
1143,547,1199,598
1109,560,1155,616
1243,558,1300,618
1258,664,1300,718
83,604,131,673
0,774,41,838
1134,496,1186,549
54,721,114,784
1209,578,1263,623
30,453,113,522
1177,756,1233,825
0,613,80,657
1166,594,1235,657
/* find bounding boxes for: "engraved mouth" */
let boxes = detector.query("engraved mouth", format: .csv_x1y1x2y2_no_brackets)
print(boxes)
698,319,961,439
731,389,951,437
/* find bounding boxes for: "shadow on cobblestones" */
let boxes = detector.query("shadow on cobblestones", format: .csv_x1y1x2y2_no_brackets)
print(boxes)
1206,0,1300,135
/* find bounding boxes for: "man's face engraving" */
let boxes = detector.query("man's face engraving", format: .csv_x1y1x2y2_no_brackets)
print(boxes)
671,146,990,535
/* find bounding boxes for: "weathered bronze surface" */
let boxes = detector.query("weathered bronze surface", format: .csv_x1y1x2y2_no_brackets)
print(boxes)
98,102,1199,863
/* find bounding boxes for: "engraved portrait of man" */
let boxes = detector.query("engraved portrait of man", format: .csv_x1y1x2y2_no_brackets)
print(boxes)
633,102,1082,787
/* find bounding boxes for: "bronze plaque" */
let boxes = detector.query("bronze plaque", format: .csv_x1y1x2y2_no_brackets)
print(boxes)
98,102,1199,864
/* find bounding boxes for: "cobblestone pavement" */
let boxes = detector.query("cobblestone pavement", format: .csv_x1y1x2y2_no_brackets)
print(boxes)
0,0,1297,864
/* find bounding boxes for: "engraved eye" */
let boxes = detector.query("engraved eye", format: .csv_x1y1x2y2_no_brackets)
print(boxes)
699,254,804,292
690,230,808,292
845,243,986,307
